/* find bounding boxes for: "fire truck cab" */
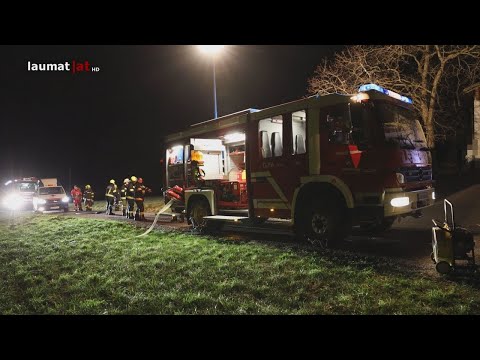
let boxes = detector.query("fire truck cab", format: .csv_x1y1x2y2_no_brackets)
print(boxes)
163,84,435,247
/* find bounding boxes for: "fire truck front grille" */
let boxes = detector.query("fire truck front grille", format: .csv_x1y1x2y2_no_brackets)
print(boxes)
400,166,432,183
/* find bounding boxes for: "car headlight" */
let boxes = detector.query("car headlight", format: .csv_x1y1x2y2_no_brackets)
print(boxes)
3,194,23,210
62,197,69,203
37,199,47,205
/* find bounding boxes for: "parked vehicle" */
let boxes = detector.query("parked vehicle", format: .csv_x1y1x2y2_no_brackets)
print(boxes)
1,177,38,210
163,84,435,247
33,178,69,212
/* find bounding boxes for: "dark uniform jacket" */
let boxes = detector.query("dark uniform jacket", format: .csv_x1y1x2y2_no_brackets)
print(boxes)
127,182,136,199
105,184,118,198
84,190,94,200
120,184,128,199
134,183,147,200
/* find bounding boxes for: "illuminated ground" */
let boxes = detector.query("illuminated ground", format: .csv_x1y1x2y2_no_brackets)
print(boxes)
1,213,480,315
1,187,480,314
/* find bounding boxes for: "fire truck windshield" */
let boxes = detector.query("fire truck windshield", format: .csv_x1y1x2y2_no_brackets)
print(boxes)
377,103,428,151
349,101,428,151
15,182,36,192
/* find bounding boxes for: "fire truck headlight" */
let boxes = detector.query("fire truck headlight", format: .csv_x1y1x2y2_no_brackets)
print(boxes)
390,197,410,207
3,194,23,210
395,173,405,184
62,197,69,203
37,199,47,205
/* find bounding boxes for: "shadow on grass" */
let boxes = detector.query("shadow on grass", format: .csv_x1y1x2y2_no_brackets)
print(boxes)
89,208,480,289
197,224,480,289
443,266,480,281
199,227,427,278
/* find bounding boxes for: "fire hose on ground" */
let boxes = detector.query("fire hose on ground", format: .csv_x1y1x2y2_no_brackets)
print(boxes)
135,198,177,237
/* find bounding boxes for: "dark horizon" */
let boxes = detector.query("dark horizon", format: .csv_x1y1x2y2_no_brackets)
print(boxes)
0,45,341,195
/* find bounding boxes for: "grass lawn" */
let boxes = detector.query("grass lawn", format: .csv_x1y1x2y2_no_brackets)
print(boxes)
1,213,480,314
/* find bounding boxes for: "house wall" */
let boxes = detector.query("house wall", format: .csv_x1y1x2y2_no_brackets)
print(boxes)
466,88,480,167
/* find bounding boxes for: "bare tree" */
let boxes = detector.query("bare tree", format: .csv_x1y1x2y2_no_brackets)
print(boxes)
308,45,480,148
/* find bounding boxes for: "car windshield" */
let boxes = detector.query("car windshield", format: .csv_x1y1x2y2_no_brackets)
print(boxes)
377,103,428,150
39,186,65,195
15,182,36,192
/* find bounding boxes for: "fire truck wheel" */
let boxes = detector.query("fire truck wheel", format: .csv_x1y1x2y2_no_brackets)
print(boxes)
190,199,211,228
300,202,345,248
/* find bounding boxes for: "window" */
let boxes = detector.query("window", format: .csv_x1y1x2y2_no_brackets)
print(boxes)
377,103,427,150
292,110,306,155
258,115,283,158
325,106,352,145
16,182,36,192
167,146,184,165
39,187,65,195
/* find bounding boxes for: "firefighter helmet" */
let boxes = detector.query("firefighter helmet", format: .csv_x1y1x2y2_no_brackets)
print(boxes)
131,176,138,182
85,185,91,190
124,178,130,184
109,179,115,184
138,178,143,184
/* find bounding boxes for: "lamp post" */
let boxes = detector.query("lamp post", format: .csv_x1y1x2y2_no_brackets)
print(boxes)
197,45,225,119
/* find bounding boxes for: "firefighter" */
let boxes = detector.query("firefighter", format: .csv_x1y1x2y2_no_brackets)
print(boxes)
126,176,137,219
105,179,117,215
120,178,130,216
114,183,121,211
83,184,94,211
134,177,151,221
191,160,205,187
70,185,83,212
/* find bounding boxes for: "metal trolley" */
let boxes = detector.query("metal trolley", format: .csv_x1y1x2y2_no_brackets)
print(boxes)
431,199,476,274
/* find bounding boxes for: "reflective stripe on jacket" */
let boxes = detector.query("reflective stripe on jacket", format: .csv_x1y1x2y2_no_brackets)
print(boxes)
105,184,118,197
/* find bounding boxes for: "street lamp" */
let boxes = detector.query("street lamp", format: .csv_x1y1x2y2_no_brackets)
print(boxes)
197,45,225,119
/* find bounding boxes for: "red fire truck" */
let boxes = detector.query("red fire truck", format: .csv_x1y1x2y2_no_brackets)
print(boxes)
163,84,435,247
1,177,38,210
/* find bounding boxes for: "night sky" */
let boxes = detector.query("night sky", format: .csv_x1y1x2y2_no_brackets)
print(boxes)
0,45,341,196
